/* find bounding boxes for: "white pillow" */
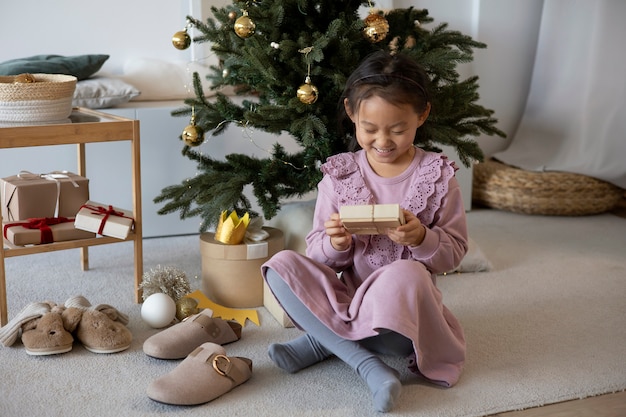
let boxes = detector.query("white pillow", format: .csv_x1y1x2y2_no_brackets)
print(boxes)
118,58,215,101
73,77,141,108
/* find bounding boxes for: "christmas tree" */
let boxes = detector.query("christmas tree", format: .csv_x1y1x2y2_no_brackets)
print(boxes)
155,0,506,231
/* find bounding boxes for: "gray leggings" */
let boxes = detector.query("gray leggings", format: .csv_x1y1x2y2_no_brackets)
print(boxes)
265,268,413,357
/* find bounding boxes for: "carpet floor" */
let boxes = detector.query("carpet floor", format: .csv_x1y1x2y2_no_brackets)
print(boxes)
1,208,625,417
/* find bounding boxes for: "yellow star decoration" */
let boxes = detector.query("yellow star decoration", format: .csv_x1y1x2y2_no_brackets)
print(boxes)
185,290,260,327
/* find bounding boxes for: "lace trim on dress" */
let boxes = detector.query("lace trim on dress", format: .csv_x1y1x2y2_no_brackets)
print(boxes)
321,153,374,206
321,151,456,269
403,152,456,227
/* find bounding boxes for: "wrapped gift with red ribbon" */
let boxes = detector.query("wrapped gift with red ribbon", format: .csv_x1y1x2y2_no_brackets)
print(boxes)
3,217,95,246
74,201,134,240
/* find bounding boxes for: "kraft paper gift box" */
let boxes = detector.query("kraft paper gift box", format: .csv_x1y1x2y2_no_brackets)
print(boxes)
263,281,294,327
200,227,284,309
3,218,95,246
1,171,90,222
74,201,134,240
339,204,405,234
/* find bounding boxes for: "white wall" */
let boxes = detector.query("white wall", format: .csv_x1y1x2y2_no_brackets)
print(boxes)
397,0,544,155
1,0,543,154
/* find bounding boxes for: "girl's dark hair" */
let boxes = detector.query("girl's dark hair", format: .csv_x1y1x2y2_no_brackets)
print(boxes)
338,50,431,151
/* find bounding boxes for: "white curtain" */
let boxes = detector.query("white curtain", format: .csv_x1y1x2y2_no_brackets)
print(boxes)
493,0,626,189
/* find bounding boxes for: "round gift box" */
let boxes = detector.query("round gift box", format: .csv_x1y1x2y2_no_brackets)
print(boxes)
0,73,77,123
200,227,284,308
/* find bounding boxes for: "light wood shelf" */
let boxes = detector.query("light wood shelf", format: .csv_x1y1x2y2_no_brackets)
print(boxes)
0,107,143,325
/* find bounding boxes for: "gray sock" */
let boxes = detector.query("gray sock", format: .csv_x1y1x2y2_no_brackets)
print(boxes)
268,333,332,373
265,269,402,412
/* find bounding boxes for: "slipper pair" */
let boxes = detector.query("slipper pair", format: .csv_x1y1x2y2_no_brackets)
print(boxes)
0,295,132,355
144,309,251,405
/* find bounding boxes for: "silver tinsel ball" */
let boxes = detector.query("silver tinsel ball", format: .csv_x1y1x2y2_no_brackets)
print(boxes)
140,265,191,302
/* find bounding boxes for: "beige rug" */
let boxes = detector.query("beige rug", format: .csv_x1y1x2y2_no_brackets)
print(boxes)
0,208,625,416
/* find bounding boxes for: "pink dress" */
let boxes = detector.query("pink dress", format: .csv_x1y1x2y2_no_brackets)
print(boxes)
262,148,468,387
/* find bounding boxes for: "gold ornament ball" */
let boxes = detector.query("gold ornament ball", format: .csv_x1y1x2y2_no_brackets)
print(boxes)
234,14,255,39
13,73,36,83
182,124,205,146
172,30,191,50
363,13,390,43
297,82,319,105
228,11,237,21
175,297,199,321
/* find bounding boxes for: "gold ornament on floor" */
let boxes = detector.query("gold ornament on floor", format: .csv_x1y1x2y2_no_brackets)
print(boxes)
175,297,199,321
297,46,319,105
234,10,255,39
182,107,204,147
363,12,389,43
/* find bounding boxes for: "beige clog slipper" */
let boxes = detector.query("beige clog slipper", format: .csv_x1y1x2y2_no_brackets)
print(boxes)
143,309,242,359
147,342,252,405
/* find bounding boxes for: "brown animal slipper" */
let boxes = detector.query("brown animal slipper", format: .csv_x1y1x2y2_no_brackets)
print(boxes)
143,309,242,360
64,295,132,354
0,301,76,356
147,342,252,405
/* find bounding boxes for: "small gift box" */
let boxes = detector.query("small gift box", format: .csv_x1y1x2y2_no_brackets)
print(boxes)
1,170,89,221
200,227,284,308
74,201,134,240
339,204,405,234
3,217,95,246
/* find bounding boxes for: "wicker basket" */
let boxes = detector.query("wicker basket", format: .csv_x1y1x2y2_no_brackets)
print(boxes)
0,73,77,123
472,158,624,216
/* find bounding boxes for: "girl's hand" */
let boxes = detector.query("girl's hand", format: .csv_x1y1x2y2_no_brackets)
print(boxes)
387,210,426,247
325,213,353,251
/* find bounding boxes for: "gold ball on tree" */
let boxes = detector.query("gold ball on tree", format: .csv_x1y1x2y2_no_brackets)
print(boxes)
297,77,319,104
182,123,204,146
363,13,390,43
172,30,191,50
234,12,255,39
228,11,237,21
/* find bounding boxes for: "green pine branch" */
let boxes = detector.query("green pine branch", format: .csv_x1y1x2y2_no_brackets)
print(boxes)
155,2,506,231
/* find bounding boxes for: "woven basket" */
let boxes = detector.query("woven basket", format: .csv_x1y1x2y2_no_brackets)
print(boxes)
0,73,77,123
472,158,624,216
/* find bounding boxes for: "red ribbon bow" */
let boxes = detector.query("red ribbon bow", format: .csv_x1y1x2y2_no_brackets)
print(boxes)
3,217,73,244
80,204,132,236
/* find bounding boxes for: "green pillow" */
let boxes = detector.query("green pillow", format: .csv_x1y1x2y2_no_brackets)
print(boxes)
0,54,109,80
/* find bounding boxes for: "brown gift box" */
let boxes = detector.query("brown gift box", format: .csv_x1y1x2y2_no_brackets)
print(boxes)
1,171,89,222
3,219,95,246
339,203,405,234
200,227,284,308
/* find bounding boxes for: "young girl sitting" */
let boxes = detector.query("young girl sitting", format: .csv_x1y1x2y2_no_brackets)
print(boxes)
262,50,468,413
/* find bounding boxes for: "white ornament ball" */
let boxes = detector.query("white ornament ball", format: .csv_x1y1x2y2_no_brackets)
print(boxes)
141,293,177,328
